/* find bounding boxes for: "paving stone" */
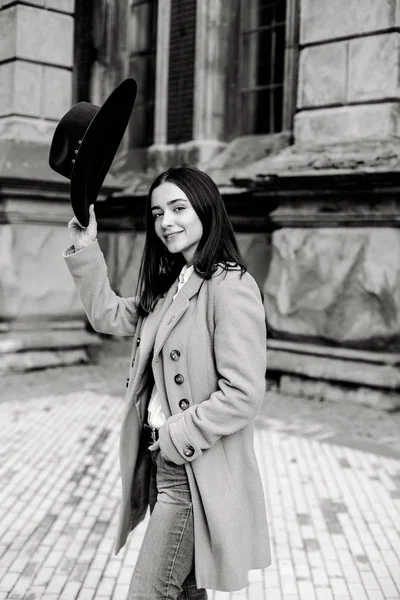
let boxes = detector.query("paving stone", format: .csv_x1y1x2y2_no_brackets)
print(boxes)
0,345,400,599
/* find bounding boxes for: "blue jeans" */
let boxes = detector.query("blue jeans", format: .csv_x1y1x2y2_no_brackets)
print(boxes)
128,448,208,600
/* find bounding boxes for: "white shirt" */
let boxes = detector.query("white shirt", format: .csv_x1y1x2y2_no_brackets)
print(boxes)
147,264,194,429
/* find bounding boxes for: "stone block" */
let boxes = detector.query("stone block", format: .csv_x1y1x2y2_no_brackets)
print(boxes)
17,5,73,66
43,67,72,119
0,349,90,372
301,0,400,45
14,61,42,117
0,63,13,116
294,103,400,144
0,116,56,142
0,61,42,117
0,223,84,321
2,0,44,6
264,227,400,349
349,33,400,102
298,42,347,108
279,375,400,412
0,5,73,66
45,0,74,13
0,6,17,61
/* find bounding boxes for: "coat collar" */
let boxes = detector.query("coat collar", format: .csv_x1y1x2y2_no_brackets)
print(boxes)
153,270,204,358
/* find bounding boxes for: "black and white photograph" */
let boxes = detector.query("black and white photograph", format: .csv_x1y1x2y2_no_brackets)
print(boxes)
0,1,400,599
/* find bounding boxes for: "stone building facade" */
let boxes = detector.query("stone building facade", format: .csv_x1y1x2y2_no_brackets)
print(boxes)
0,0,399,409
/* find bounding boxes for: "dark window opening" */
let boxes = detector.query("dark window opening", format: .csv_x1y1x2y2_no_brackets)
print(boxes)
127,0,158,148
240,0,287,134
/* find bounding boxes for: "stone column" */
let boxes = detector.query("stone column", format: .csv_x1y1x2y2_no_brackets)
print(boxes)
0,1,102,372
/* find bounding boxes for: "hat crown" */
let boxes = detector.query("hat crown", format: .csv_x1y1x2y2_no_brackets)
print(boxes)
48,78,137,227
49,101,100,178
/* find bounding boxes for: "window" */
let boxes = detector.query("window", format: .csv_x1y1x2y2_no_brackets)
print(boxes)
127,0,158,148
238,0,298,135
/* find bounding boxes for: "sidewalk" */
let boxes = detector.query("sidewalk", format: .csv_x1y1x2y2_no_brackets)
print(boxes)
0,384,399,599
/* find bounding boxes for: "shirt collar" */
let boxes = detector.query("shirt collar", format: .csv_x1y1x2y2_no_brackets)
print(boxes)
178,264,194,285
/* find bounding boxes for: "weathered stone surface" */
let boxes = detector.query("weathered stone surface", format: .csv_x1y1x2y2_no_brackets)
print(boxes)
233,138,400,179
0,6,16,61
0,223,84,321
204,133,291,188
45,0,74,13
0,330,101,353
17,5,73,67
298,43,347,107
0,5,73,66
280,375,400,411
0,116,57,142
0,349,89,372
14,61,42,117
294,103,400,144
268,349,400,388
43,66,72,119
264,228,400,349
0,61,43,118
0,63,13,116
2,0,44,6
301,0,399,45
349,33,400,102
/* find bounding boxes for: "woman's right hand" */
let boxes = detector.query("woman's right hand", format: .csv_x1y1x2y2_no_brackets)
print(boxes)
68,204,98,252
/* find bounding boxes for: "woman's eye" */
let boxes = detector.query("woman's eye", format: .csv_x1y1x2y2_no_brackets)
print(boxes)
153,213,162,220
174,206,184,213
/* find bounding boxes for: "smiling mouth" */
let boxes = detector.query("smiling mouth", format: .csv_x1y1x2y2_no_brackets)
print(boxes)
165,230,184,240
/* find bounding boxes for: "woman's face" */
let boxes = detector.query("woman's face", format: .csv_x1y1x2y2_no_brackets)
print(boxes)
151,181,203,266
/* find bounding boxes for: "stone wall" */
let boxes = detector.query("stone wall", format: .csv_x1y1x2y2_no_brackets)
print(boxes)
296,0,400,143
264,227,400,350
0,1,74,143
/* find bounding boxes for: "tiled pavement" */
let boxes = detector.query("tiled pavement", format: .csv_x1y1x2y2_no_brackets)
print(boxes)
0,391,399,600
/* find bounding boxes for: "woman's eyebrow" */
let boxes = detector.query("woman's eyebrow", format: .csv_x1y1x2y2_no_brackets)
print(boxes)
151,198,188,210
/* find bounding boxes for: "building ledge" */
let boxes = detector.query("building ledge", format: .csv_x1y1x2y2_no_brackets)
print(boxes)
233,137,400,188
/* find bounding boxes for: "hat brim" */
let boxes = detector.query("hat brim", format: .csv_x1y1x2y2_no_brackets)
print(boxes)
70,79,137,227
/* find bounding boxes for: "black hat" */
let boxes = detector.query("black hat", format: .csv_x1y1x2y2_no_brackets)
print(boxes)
49,78,137,227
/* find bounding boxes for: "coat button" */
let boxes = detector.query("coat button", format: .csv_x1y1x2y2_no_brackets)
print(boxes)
183,445,194,457
174,374,184,385
170,349,181,361
136,337,140,347
126,377,129,388
179,399,189,410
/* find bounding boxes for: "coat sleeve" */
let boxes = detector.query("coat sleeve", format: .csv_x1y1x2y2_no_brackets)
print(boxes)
63,240,139,336
158,270,267,464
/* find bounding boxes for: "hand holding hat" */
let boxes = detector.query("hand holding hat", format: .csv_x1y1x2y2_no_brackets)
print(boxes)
49,79,137,228
68,204,98,252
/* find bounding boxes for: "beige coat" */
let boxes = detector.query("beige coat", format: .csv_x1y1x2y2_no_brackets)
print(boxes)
64,240,271,591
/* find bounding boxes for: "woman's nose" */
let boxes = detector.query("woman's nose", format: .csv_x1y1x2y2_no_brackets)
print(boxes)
161,211,174,228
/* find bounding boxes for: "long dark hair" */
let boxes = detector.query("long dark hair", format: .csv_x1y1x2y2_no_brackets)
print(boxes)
135,166,246,315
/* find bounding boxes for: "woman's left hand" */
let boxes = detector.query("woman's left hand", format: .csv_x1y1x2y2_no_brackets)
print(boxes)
148,440,160,452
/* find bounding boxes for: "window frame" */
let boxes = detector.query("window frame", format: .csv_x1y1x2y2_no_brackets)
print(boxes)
236,0,300,136
127,0,158,148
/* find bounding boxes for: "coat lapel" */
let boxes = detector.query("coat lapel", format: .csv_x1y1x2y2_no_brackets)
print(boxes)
135,278,179,375
154,270,204,357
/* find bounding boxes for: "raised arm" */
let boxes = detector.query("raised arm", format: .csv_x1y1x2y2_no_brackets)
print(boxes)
63,205,139,337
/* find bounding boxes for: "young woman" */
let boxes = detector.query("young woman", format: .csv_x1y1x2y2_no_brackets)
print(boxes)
63,167,271,599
